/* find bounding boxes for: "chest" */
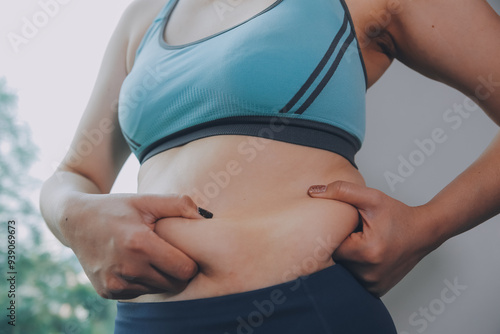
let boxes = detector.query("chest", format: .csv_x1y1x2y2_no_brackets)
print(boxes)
126,0,364,110
118,0,368,161
164,0,282,47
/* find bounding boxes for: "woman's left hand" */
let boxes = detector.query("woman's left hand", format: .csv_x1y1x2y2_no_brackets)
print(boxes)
308,181,441,297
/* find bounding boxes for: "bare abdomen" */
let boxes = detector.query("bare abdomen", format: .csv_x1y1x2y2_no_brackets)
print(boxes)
128,136,364,302
139,197,358,301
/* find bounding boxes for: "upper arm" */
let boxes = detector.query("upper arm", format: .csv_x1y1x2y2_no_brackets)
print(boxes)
387,0,500,124
59,0,163,193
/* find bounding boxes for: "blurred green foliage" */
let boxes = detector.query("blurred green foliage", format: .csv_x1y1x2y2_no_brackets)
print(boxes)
0,78,116,334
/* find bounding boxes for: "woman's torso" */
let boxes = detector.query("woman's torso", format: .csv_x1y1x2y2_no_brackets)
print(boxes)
121,0,389,303
132,137,364,302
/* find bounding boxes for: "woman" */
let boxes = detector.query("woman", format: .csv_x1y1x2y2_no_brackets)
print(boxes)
39,0,500,332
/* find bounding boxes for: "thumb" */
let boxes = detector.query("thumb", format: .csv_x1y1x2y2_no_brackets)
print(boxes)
145,230,199,282
308,181,379,210
134,194,211,220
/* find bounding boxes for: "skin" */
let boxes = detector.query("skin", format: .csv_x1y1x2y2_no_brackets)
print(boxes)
39,0,500,301
314,0,500,296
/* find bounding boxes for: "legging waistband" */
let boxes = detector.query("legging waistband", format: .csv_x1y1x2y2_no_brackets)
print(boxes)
114,264,397,334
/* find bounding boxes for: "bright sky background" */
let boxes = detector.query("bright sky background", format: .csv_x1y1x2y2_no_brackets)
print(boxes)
0,0,138,196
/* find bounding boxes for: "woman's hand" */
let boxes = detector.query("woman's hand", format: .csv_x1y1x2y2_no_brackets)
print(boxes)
62,193,206,300
308,181,440,297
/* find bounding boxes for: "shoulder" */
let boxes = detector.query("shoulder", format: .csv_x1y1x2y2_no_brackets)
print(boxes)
119,0,168,73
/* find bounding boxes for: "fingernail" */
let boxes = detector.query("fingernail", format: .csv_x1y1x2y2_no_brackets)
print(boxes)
198,207,213,219
308,185,327,194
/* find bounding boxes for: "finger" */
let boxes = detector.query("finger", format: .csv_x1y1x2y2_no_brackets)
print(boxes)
120,270,188,295
308,181,381,210
116,284,165,299
137,194,209,219
144,230,199,282
97,272,163,300
332,232,365,263
103,280,165,300
124,265,189,293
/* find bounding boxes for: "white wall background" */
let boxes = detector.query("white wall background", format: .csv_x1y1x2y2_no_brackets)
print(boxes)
1,0,499,333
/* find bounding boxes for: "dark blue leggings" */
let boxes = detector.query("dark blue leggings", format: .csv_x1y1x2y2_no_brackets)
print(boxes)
114,264,397,333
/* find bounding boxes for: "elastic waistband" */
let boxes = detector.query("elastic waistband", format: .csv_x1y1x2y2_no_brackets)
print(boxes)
118,264,340,318
114,264,397,334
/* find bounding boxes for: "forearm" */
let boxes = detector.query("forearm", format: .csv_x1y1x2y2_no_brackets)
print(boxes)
422,131,500,247
39,170,103,247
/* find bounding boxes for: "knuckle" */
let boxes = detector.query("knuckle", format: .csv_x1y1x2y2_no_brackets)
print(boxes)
364,245,385,265
98,276,125,299
123,231,147,253
105,276,127,295
332,181,349,196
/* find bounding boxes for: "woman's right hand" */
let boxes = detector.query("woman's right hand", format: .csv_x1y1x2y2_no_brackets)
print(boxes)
61,193,205,300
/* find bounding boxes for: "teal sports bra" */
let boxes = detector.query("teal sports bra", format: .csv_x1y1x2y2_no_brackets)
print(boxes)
118,0,367,167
